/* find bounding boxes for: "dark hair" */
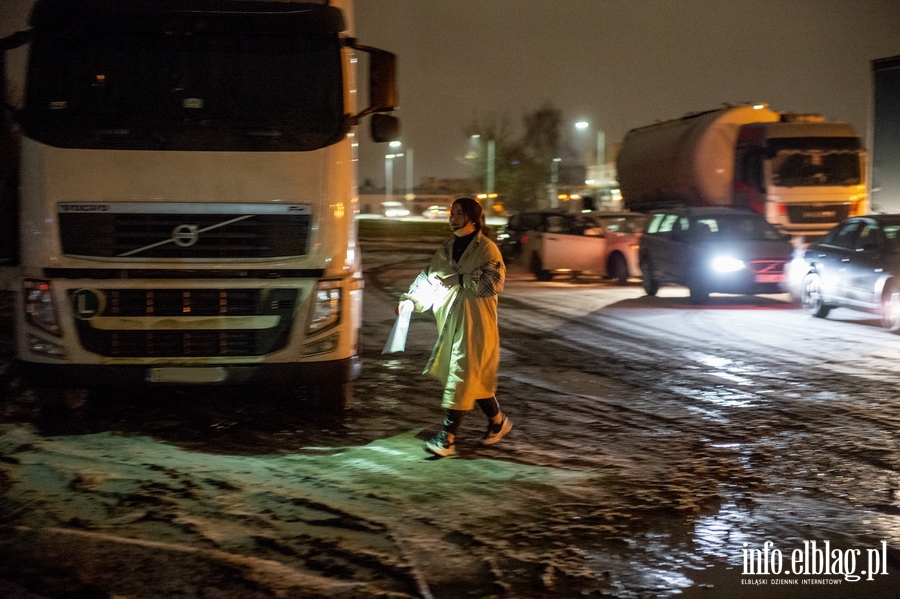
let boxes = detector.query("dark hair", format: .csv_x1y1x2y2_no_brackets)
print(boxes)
452,197,487,233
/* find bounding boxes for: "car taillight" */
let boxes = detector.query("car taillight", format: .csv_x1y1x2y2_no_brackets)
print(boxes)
521,235,529,244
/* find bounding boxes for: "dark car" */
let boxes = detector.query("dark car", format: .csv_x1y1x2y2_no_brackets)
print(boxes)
639,207,793,303
798,215,900,331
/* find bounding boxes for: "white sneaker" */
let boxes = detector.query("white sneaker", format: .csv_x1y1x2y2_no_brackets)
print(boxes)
482,416,512,445
424,430,456,457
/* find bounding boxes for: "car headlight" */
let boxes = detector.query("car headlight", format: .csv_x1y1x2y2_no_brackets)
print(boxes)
711,256,745,273
24,279,61,336
308,280,341,333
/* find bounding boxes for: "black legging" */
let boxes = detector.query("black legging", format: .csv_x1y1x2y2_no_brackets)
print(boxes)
443,396,501,435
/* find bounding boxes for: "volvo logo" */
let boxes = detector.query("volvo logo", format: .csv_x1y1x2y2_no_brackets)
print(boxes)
172,224,200,247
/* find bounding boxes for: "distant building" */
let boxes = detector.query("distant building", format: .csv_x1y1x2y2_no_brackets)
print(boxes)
359,177,480,216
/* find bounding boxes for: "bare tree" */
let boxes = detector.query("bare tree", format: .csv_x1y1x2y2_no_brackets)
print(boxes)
465,102,566,212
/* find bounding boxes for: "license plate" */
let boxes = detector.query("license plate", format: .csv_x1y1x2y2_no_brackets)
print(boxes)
755,274,784,283
147,367,227,384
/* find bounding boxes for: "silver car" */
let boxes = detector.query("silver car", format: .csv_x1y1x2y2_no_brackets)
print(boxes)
513,211,647,284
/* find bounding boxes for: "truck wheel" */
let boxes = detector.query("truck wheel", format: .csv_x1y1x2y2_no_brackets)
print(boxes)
308,380,352,412
640,258,658,296
37,387,90,431
880,281,900,332
608,253,629,286
801,273,830,318
530,254,553,281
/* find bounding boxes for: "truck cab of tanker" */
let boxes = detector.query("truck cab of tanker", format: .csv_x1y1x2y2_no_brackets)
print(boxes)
734,115,867,238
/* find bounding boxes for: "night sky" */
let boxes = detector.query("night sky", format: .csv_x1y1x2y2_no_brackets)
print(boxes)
354,0,900,188
3,1,899,190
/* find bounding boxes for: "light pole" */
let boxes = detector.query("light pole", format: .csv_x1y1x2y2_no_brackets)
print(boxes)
468,134,496,209
385,140,402,202
404,147,414,209
575,120,605,170
486,139,495,214
549,157,561,208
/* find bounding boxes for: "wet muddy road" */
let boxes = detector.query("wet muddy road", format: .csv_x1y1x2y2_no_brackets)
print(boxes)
1,239,900,598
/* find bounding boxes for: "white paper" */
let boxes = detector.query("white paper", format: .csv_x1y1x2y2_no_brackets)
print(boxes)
382,301,413,354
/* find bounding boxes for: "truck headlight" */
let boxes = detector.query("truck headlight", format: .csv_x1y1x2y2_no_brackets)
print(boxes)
308,280,341,333
24,279,61,336
712,256,745,273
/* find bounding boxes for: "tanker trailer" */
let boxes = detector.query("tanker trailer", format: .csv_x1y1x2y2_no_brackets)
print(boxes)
617,104,867,238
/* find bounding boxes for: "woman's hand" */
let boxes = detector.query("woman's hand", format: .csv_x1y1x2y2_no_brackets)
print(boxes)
437,274,458,289
395,299,414,316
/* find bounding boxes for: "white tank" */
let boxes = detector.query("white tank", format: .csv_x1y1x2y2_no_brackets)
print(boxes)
617,105,780,209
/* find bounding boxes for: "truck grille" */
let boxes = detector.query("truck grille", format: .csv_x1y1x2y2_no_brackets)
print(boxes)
71,287,299,357
58,203,312,259
785,204,850,225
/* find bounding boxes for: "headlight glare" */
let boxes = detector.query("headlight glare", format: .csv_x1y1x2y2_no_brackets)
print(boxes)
712,256,745,273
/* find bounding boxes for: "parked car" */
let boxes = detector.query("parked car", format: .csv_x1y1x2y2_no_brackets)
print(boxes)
497,209,565,264
639,207,792,303
798,214,900,331
502,210,646,284
382,201,409,218
421,205,451,220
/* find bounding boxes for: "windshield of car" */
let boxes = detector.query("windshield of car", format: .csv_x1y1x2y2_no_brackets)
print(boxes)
692,215,784,241
597,215,648,234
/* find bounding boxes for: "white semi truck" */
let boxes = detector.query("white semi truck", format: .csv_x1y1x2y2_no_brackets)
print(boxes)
616,104,868,239
0,0,398,409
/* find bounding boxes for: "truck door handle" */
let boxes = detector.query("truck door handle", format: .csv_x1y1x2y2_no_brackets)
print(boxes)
841,258,850,262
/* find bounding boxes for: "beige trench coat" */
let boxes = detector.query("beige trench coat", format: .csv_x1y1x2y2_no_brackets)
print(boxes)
401,230,505,410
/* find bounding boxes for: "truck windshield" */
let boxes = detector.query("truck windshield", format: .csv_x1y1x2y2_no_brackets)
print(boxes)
769,137,861,187
22,2,347,152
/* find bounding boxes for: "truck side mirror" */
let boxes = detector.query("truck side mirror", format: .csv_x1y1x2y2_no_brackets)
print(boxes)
347,41,399,142
366,49,397,113
371,113,399,144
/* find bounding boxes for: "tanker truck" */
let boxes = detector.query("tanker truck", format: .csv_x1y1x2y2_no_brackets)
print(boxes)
616,104,868,238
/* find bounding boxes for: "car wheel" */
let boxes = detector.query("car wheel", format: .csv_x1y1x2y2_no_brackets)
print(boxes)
530,254,553,281
688,277,708,304
880,281,900,332
640,257,658,296
801,273,831,318
608,253,629,286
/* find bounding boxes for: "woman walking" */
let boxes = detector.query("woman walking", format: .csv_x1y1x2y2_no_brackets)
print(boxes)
398,197,512,457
